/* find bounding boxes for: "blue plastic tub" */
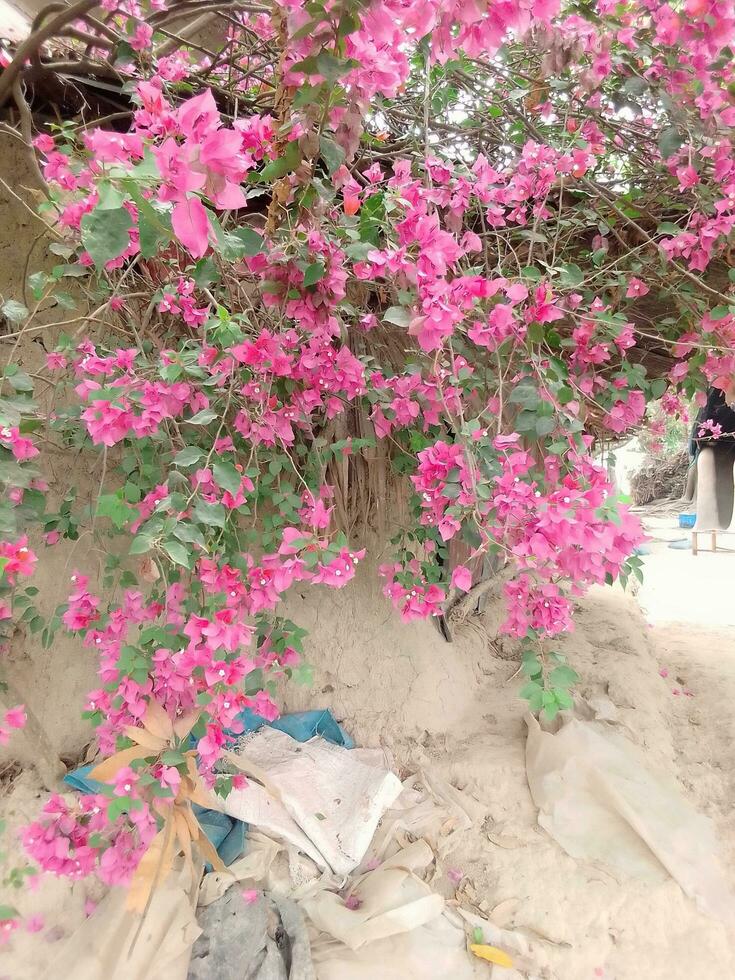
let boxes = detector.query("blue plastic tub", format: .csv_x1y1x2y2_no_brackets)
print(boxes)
678,513,696,529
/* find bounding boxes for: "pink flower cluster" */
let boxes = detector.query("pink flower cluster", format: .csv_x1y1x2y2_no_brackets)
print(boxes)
411,441,475,542
16,0,735,904
379,562,446,621
0,537,37,584
23,791,156,886
63,527,364,765
0,704,26,746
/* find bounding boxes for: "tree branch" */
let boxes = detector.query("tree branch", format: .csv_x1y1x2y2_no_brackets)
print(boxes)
0,0,101,106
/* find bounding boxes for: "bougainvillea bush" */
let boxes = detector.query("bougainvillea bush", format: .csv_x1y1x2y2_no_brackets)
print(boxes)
1,0,735,903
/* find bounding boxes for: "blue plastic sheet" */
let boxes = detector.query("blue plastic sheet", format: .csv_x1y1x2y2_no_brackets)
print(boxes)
63,765,247,866
236,707,354,749
64,709,351,866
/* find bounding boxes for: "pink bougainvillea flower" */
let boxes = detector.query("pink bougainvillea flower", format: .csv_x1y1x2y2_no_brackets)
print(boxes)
172,197,211,258
0,918,19,944
625,277,650,298
451,565,472,592
4,706,26,730
25,915,45,933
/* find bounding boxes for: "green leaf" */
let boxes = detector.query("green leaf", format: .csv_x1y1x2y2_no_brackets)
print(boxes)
107,797,134,821
54,263,89,279
259,141,301,182
0,399,21,427
302,261,326,287
358,191,385,245
129,533,155,555
557,386,574,405
187,408,218,425
162,540,192,568
509,383,539,408
80,207,132,268
315,49,344,82
1,300,29,323
319,135,345,175
553,687,574,710
174,446,204,467
0,459,35,488
96,182,125,210
6,370,33,392
289,663,314,685
213,461,242,495
709,306,730,320
193,499,226,528
559,263,584,288
520,680,543,700
383,306,412,327
53,290,77,310
28,271,48,299
527,321,545,344
173,523,206,547
541,691,560,721
225,227,265,257
549,665,580,689
337,10,361,37
192,257,220,288
96,492,131,529
658,126,684,160
136,201,173,259
521,266,542,281
522,681,544,713
0,905,18,922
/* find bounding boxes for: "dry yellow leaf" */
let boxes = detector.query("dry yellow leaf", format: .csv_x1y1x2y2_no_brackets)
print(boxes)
173,809,193,865
141,698,174,741
173,708,201,739
123,725,167,752
126,821,176,912
89,745,154,782
197,828,226,874
469,944,514,968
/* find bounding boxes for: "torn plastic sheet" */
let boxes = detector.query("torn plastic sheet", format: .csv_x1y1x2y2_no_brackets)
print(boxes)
53,856,202,980
57,766,543,980
221,726,402,876
525,713,735,922
64,709,353,866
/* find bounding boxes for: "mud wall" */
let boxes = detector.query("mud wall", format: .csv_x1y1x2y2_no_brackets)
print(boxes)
0,135,98,779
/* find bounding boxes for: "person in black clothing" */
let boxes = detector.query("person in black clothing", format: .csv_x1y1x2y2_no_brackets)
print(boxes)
683,380,735,528
690,384,735,458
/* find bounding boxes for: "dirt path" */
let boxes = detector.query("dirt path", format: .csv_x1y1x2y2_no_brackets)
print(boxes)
653,624,735,877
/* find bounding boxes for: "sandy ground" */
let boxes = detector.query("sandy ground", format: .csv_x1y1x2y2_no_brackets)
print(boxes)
280,533,735,980
2,512,735,978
